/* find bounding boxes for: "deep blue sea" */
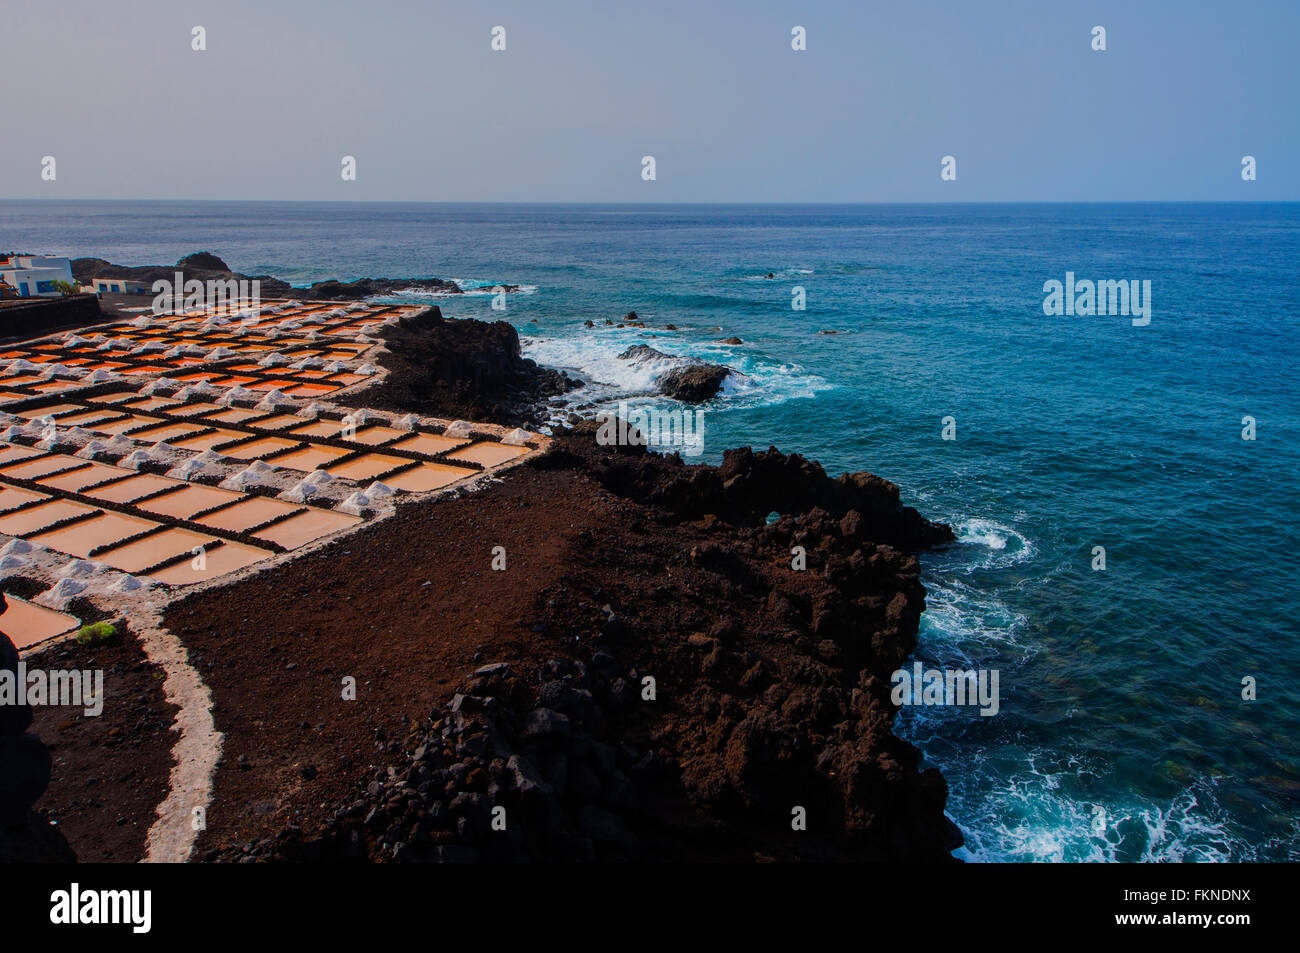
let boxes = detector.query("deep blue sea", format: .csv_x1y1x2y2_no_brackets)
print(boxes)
4,200,1298,861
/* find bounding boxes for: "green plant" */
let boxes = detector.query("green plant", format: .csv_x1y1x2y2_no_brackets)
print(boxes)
52,279,81,297
75,621,117,645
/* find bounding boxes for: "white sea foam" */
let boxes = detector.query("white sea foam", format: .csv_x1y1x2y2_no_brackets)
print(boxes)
521,330,831,414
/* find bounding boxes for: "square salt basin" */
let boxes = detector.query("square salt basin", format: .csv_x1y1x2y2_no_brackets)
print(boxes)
165,402,224,417
382,462,476,493
36,462,131,492
85,393,135,404
123,398,180,412
221,436,300,460
0,484,51,510
446,442,530,468
249,414,307,431
89,415,162,435
388,432,468,456
0,499,97,535
56,410,122,427
16,403,81,418
150,540,270,585
288,420,345,438
195,496,301,533
324,453,407,481
0,595,79,650
350,425,405,446
0,443,43,465
84,473,180,504
273,444,351,471
0,455,84,480
202,408,262,424
252,507,360,549
130,422,205,443
286,383,340,398
169,429,250,453
97,527,216,574
30,510,160,558
137,484,242,519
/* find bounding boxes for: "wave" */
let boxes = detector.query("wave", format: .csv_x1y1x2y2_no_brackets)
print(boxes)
946,758,1257,863
521,327,832,414
948,518,1035,571
389,281,539,298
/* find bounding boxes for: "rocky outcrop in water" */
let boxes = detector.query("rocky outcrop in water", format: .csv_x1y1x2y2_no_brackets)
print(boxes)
616,344,734,403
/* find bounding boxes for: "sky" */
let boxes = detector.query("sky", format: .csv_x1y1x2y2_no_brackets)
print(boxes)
1,0,1296,202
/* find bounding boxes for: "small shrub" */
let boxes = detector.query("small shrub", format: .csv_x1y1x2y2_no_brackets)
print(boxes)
75,621,117,645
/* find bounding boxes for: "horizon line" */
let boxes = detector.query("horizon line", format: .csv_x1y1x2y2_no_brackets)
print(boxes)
3,198,1298,207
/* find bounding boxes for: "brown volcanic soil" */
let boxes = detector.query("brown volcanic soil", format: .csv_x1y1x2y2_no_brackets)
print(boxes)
26,626,178,862
166,423,960,862
168,466,610,855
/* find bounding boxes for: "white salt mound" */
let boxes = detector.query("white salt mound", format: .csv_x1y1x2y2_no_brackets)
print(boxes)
338,492,372,515
40,577,87,607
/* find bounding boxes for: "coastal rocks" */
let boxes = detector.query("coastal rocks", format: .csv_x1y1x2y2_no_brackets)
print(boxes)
659,364,731,402
207,423,959,864
346,305,581,426
552,423,954,549
616,345,733,403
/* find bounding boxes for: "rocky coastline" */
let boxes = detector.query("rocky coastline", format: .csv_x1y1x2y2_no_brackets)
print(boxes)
182,310,962,863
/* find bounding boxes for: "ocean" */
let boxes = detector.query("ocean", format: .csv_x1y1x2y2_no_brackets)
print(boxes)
4,199,1298,861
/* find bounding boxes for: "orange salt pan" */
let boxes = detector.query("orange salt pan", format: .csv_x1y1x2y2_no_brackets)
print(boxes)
30,510,160,558
252,508,360,549
0,595,79,650
150,540,270,585
446,442,530,468
97,527,216,574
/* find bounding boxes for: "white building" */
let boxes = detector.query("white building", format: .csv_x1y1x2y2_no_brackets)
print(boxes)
0,254,76,297
89,277,152,295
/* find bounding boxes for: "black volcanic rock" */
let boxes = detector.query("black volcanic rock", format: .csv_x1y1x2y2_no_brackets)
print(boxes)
342,305,580,426
660,364,730,402
176,251,230,272
549,422,955,549
617,345,733,402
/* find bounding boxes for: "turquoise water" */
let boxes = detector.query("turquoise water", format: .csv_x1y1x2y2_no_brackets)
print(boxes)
5,200,1298,861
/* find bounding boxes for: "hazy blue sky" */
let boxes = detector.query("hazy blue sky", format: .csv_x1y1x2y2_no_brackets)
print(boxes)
2,0,1296,201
